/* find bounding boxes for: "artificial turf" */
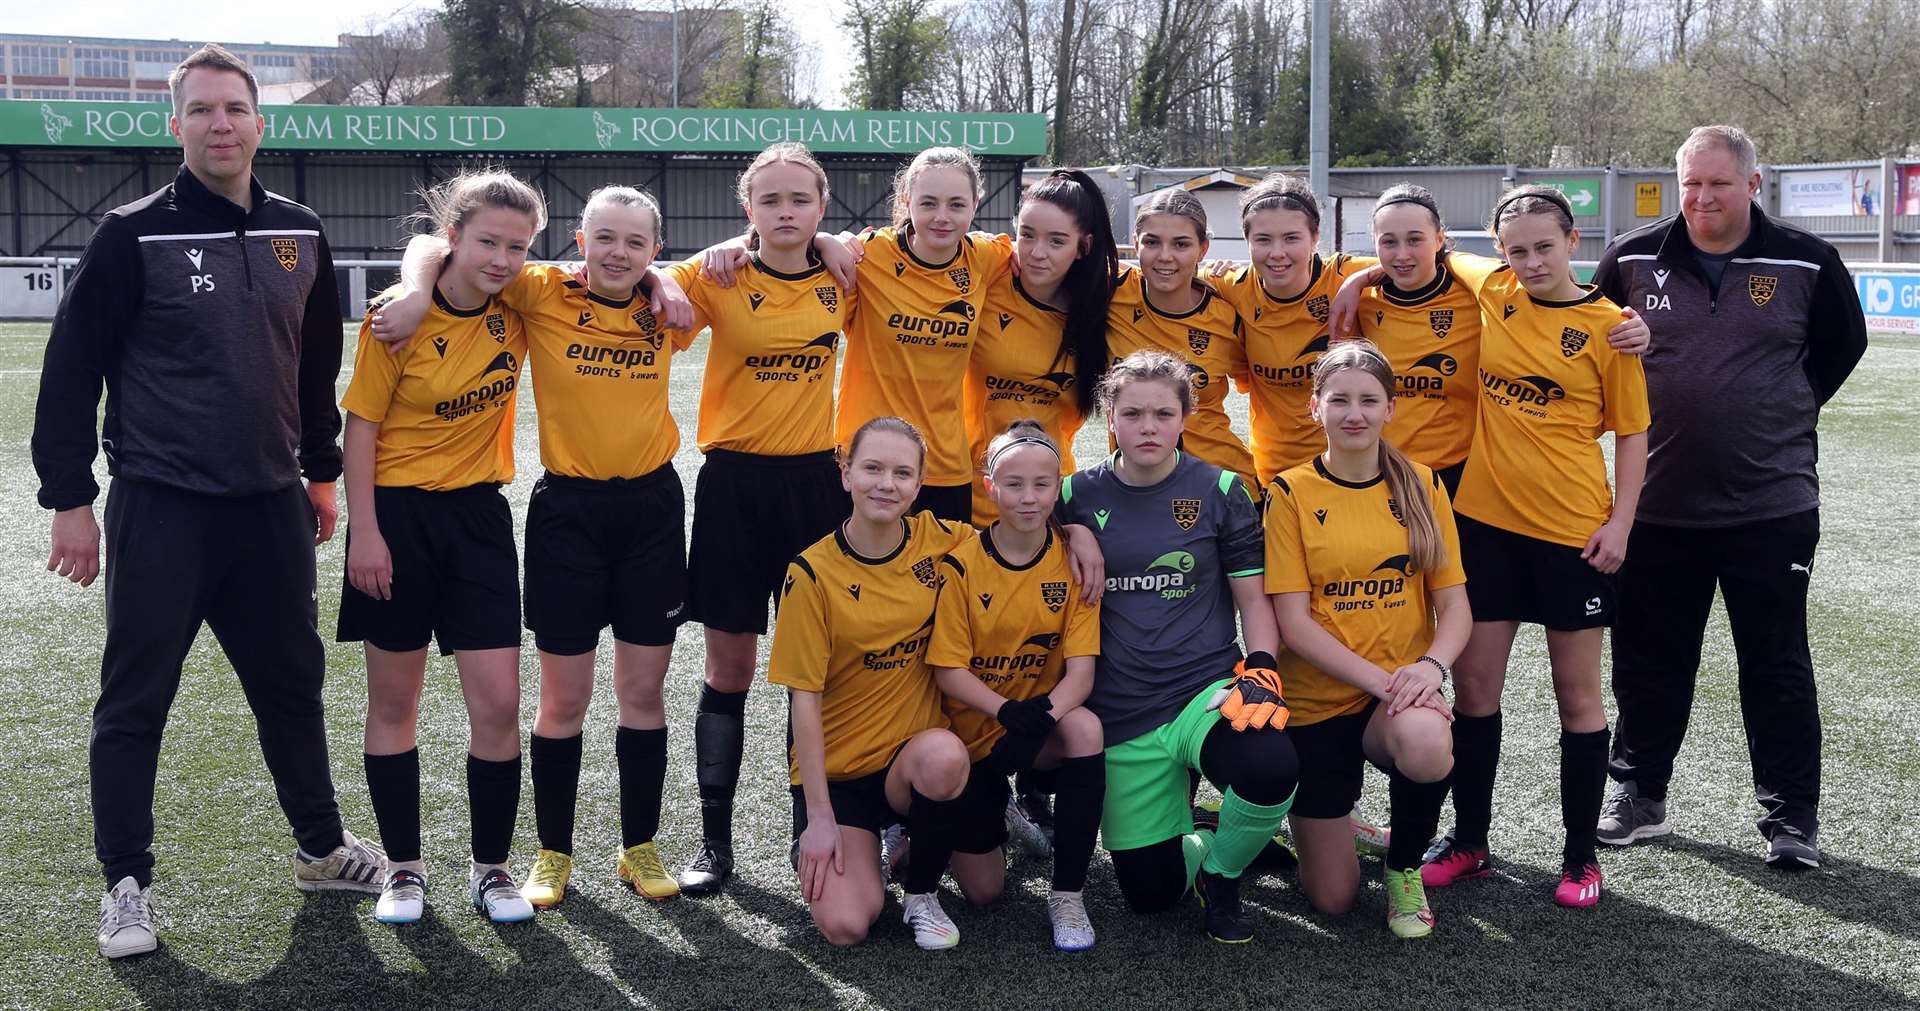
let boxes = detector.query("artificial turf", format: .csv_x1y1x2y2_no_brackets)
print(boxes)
1,322,1915,1010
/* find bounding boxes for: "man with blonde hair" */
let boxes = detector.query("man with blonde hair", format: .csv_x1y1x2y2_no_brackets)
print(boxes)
1589,125,1865,869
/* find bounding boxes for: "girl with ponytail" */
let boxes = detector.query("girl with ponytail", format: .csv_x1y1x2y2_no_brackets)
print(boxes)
1264,338,1469,939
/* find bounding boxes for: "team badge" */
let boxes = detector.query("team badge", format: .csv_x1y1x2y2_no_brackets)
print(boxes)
485,312,507,342
948,267,971,294
1749,274,1777,307
1429,308,1454,340
815,286,837,312
271,237,299,272
1171,497,1201,531
1041,581,1068,613
633,305,658,332
1187,328,1211,355
1307,294,1330,322
1560,326,1589,358
912,557,937,589
1388,497,1405,527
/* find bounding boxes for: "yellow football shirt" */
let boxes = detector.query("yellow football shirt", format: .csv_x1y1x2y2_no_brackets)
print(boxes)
1213,254,1376,484
499,264,694,480
768,512,977,783
342,288,527,491
1454,270,1652,547
966,273,1087,523
665,254,852,456
1357,252,1503,470
1265,457,1467,725
926,527,1100,762
837,227,1016,487
1106,265,1257,491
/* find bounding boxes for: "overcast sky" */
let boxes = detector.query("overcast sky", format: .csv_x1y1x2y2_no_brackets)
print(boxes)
11,2,854,107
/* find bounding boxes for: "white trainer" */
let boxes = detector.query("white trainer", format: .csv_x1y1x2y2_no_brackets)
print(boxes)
901,890,959,950
374,865,427,924
98,876,157,959
293,828,387,893
1046,889,1095,951
470,863,534,923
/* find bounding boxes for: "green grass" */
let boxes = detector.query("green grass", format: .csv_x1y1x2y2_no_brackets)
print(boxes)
2,321,1917,1010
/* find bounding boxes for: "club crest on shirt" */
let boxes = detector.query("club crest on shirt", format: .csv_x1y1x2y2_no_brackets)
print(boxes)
1429,308,1454,340
1187,328,1211,355
271,237,299,272
815,286,838,312
948,267,972,294
485,312,507,342
1307,294,1330,323
1749,274,1777,307
1560,326,1589,358
1041,580,1068,613
912,556,937,589
633,305,659,333
1171,497,1201,531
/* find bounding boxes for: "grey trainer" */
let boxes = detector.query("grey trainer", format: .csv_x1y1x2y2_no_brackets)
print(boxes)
1596,781,1672,846
1765,828,1821,870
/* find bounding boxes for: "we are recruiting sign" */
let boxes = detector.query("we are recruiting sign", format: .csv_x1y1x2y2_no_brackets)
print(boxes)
0,100,1048,157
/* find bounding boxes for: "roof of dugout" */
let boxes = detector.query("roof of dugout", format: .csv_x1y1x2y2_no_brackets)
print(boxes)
0,101,1047,260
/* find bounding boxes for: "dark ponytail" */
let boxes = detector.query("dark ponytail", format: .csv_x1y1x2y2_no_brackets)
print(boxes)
1021,169,1119,418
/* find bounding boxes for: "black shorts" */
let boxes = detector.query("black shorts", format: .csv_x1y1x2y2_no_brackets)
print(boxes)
912,483,972,525
1435,460,1465,500
953,760,1013,855
1287,700,1382,819
524,465,688,654
1457,513,1614,631
790,767,901,839
336,484,520,656
687,449,846,635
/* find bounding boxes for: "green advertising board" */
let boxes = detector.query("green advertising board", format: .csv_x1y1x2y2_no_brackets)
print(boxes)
0,100,1049,157
1534,177,1601,213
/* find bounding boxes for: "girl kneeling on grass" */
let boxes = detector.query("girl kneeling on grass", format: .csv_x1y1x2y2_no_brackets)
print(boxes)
1265,339,1468,938
770,417,977,949
340,169,543,924
927,420,1105,951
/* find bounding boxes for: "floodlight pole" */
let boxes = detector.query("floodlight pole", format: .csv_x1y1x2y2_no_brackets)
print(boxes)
1310,0,1330,253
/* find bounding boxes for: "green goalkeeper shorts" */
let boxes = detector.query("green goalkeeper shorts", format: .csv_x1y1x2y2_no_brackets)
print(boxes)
1099,677,1230,851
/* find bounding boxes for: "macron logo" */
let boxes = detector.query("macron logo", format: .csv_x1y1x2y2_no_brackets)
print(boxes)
185,248,205,270
1652,269,1670,289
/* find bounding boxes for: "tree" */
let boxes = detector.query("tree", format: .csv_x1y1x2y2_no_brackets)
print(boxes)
842,0,949,110
442,0,587,106
702,1,797,107
336,12,446,106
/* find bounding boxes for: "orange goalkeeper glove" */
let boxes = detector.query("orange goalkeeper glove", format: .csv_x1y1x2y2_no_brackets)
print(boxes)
1216,651,1289,732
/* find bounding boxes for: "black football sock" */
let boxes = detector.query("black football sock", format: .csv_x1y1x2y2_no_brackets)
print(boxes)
365,748,422,864
529,732,583,855
616,726,668,849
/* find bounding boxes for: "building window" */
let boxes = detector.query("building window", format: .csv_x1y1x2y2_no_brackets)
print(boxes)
75,90,131,101
75,47,131,80
134,49,189,80
20,88,73,100
12,45,66,77
134,90,171,103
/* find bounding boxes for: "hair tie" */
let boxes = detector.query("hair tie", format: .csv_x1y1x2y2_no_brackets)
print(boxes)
987,436,1060,473
1374,194,1431,212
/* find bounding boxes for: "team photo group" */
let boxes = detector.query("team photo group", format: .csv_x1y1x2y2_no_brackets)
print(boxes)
32,45,1867,962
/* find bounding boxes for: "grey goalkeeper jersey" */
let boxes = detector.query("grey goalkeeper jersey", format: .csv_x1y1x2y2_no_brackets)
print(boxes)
1056,452,1264,746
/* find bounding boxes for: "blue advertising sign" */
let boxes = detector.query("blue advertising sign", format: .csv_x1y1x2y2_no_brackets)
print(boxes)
1854,271,1920,333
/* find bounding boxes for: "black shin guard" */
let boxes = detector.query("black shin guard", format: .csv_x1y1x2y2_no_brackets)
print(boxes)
1049,755,1105,892
365,749,422,864
529,733,583,855
1560,727,1611,867
694,685,747,849
616,726,668,849
1450,710,1503,850
1386,768,1449,871
466,753,522,866
902,788,958,895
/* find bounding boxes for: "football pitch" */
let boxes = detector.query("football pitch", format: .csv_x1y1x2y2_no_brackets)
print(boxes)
1,321,1916,1010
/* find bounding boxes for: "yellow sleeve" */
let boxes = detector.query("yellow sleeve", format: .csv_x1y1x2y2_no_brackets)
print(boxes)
767,560,832,693
497,263,562,312
1062,579,1101,659
926,556,974,670
339,318,405,423
1429,473,1467,590
972,231,1017,286
664,258,713,337
1447,251,1507,297
1600,346,1651,438
933,513,979,556
1263,475,1311,594
1333,253,1379,279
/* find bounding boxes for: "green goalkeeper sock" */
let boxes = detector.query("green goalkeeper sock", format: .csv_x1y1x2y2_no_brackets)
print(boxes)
1201,787,1294,879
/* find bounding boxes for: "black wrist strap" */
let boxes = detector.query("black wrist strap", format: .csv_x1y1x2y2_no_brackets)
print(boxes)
1418,655,1451,683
